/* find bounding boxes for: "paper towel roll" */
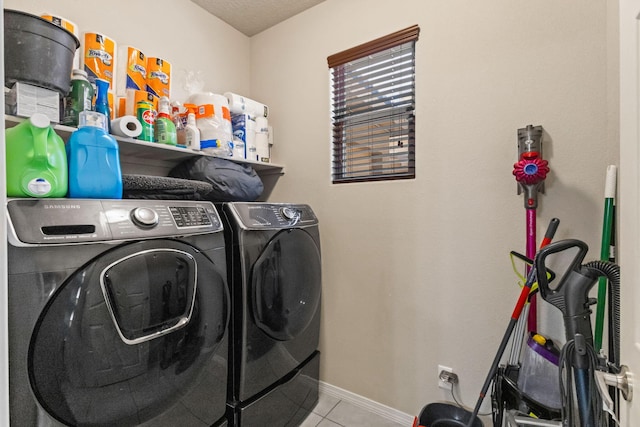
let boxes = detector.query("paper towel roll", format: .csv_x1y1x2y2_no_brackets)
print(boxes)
81,32,116,89
224,92,269,118
116,46,147,96
41,14,80,69
111,115,142,138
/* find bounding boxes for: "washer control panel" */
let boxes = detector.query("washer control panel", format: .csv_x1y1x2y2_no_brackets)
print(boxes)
228,202,318,230
7,199,223,245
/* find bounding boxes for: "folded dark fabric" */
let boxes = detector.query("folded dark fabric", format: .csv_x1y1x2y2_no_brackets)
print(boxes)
169,157,264,202
122,174,214,200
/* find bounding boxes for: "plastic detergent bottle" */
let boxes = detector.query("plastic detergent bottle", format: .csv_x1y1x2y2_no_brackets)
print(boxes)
66,111,123,199
184,107,200,150
5,113,68,198
94,78,111,134
62,69,94,127
155,96,177,145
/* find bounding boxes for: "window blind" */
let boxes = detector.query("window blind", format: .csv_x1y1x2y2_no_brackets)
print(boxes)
328,25,419,183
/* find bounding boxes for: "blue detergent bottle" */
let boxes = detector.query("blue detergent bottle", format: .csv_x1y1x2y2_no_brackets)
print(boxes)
67,111,123,199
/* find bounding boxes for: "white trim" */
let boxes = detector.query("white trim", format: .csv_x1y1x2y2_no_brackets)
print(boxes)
319,381,415,425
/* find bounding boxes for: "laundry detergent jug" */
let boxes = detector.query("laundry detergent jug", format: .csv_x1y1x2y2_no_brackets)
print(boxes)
66,111,123,199
6,113,68,197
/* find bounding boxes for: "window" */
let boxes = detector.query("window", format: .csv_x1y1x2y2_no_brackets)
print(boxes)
328,25,420,183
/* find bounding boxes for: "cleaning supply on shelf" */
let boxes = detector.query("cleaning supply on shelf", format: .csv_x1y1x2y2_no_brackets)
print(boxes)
197,104,232,156
155,96,177,145
62,69,94,127
146,57,171,98
66,111,122,199
94,78,111,133
184,106,200,150
172,101,188,146
5,113,68,198
136,100,156,142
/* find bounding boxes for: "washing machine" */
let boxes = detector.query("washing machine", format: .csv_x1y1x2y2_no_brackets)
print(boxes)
219,202,321,427
7,198,230,427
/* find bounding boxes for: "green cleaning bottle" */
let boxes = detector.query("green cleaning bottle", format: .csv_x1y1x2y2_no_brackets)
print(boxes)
155,96,177,145
5,113,68,198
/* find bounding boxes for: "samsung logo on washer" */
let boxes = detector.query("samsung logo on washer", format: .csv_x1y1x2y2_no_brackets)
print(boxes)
44,204,81,209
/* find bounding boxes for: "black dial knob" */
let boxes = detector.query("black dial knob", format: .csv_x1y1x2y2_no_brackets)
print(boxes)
131,207,159,228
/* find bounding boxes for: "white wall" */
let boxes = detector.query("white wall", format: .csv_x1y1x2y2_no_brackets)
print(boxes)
5,0,251,101
251,0,618,417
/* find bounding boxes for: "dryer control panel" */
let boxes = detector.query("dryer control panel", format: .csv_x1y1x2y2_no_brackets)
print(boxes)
7,199,223,246
228,202,318,230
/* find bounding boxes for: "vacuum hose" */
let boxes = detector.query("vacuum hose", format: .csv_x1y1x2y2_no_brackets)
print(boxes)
585,260,621,368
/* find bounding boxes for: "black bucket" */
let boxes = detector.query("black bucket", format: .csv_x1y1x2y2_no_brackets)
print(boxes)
417,403,483,427
4,9,80,95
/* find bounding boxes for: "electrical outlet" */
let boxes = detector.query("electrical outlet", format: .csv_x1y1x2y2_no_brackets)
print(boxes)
438,365,455,389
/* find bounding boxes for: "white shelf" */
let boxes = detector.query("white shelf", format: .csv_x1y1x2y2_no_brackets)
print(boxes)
4,115,284,176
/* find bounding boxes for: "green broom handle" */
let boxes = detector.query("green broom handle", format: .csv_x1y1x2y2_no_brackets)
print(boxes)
595,165,617,351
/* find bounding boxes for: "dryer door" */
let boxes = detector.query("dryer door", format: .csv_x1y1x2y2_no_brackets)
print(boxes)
251,229,321,341
28,239,229,427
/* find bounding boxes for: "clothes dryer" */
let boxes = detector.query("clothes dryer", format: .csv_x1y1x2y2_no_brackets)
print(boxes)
219,202,321,427
7,199,230,427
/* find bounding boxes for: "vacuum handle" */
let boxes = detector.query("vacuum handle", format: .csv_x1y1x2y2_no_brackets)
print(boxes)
535,239,588,291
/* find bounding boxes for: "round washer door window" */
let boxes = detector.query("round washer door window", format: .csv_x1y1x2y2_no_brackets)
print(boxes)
252,229,321,341
28,239,229,427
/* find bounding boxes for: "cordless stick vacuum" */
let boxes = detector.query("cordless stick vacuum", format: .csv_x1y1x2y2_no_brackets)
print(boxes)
512,124,550,334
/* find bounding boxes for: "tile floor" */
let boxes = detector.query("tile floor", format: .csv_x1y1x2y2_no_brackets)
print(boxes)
300,391,409,427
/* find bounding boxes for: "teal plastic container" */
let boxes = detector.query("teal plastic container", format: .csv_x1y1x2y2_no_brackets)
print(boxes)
66,111,122,199
5,113,68,198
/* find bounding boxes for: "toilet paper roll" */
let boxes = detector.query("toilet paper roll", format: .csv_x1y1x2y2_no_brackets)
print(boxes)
255,117,269,162
111,115,142,138
224,92,269,118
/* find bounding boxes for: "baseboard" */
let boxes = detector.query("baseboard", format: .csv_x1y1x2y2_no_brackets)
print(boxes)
319,381,415,425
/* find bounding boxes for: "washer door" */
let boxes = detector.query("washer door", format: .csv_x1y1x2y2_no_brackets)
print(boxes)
28,239,229,427
252,229,321,341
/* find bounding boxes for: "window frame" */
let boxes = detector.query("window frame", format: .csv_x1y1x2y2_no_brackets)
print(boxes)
328,25,420,184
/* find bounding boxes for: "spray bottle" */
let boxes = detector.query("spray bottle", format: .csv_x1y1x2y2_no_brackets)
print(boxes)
94,79,111,134
184,104,200,150
155,96,177,145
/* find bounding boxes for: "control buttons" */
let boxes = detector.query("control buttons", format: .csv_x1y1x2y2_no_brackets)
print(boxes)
131,207,159,228
169,206,212,228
